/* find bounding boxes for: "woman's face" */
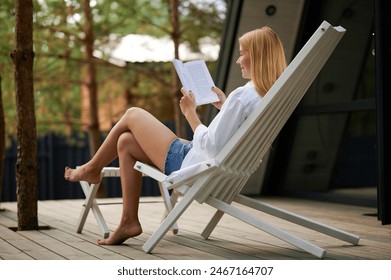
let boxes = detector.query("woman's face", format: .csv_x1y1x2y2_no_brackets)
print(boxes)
236,44,251,79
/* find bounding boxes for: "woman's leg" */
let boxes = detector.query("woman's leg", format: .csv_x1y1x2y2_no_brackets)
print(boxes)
98,132,148,245
64,107,177,183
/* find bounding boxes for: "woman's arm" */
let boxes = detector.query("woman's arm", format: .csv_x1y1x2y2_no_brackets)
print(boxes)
180,86,226,131
211,86,226,110
191,84,259,159
179,88,201,132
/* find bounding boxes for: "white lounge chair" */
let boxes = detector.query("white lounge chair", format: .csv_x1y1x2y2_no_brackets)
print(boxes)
76,21,360,258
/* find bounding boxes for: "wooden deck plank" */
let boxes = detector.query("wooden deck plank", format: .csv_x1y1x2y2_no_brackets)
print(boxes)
3,236,66,260
17,229,100,260
1,197,390,260
34,200,212,260
0,211,54,260
0,225,34,260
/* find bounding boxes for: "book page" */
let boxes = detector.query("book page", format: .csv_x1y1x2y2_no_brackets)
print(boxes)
172,59,192,90
173,59,219,106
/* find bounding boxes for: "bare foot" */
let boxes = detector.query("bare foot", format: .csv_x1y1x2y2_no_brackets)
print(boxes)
97,222,142,245
64,165,102,184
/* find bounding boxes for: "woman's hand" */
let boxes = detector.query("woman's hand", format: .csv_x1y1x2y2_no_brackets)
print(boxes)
179,88,201,132
179,88,197,118
211,86,226,110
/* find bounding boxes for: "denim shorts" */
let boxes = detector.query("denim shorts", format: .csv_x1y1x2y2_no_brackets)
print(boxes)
164,139,193,175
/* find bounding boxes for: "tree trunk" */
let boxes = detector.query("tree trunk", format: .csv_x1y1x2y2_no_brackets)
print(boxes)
82,0,104,197
0,74,5,207
10,0,38,230
170,0,185,138
82,0,101,156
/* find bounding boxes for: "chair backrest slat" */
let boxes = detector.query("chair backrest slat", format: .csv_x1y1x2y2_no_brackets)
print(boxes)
198,21,346,203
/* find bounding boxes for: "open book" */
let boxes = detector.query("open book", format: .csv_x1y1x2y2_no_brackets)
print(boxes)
172,59,220,106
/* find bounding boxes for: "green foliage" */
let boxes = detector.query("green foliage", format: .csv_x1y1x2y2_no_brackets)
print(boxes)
0,0,226,136
179,0,226,52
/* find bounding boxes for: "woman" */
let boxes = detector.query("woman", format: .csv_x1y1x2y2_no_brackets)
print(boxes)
64,26,287,245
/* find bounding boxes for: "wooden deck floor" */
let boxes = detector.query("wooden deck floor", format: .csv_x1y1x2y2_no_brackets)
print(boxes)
0,196,390,260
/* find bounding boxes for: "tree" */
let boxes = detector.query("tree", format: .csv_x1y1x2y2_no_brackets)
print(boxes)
82,0,101,159
10,0,38,230
0,74,5,207
170,0,184,137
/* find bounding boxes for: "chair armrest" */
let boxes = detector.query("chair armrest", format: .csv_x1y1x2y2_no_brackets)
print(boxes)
134,161,167,182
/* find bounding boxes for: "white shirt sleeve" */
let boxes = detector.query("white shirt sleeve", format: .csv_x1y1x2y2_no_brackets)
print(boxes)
181,82,261,169
192,90,252,159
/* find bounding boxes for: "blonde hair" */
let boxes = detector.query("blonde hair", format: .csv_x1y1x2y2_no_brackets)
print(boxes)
239,27,287,96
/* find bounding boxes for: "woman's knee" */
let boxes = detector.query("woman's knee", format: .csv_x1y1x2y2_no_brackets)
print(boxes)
124,107,145,122
117,132,135,154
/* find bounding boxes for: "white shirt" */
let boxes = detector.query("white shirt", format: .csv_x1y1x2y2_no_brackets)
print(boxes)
181,81,261,169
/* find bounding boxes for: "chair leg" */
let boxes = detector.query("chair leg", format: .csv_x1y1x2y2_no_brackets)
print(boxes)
234,194,360,245
201,210,224,239
142,187,192,253
206,196,327,258
158,182,178,234
89,199,110,238
143,176,210,253
77,180,109,238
